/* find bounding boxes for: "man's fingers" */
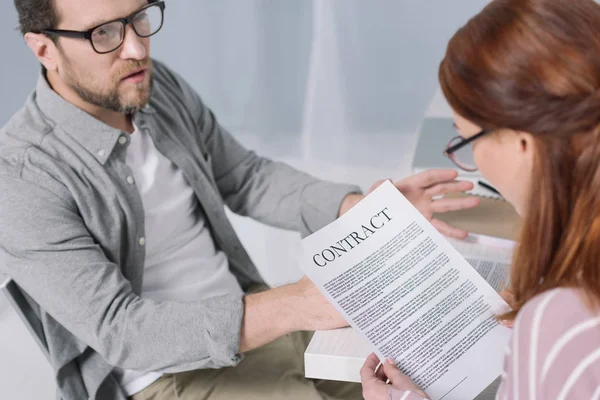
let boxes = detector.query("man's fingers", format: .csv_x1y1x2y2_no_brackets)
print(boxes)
425,180,474,197
430,218,469,239
400,169,459,189
430,196,480,214
367,179,393,195
360,353,381,381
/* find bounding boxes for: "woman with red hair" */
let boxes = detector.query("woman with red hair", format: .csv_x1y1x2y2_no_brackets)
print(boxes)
361,0,600,398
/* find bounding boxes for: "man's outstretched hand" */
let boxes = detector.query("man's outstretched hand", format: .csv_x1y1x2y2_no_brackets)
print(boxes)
339,169,480,239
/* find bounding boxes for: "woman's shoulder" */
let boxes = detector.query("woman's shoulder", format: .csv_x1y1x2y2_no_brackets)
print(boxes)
517,287,597,325
509,287,600,398
515,287,600,342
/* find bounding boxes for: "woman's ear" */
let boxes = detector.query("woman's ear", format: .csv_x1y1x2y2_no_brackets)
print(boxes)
24,33,59,72
516,131,536,170
516,131,535,153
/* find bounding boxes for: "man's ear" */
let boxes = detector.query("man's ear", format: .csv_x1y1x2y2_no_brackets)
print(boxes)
24,33,59,72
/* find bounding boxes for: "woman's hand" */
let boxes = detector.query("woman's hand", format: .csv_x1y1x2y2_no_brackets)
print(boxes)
360,353,428,400
499,289,516,328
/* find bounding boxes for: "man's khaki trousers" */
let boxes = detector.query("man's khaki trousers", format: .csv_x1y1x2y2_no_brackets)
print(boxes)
130,331,363,400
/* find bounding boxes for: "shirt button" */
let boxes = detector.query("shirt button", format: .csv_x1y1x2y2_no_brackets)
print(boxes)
138,237,146,246
97,149,105,157
126,176,135,185
119,136,127,145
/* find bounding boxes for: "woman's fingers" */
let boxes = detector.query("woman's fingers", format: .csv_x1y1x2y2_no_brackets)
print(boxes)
383,359,429,398
360,353,382,381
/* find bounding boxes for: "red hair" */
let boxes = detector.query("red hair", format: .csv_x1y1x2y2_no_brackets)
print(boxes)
439,0,600,319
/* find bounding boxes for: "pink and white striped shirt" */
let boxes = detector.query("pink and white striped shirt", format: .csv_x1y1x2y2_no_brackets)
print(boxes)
390,288,600,399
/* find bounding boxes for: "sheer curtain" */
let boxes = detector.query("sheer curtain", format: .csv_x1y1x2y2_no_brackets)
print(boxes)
150,0,488,168
149,0,489,284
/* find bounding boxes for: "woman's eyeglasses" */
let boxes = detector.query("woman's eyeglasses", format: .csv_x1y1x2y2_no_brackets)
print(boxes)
443,128,492,172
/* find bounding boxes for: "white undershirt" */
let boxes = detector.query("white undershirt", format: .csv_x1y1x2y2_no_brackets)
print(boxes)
114,125,243,396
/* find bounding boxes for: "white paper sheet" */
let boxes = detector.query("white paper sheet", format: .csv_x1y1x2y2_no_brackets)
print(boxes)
0,274,9,289
447,234,514,293
300,181,511,400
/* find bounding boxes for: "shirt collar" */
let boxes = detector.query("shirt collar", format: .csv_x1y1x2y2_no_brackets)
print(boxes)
34,72,154,165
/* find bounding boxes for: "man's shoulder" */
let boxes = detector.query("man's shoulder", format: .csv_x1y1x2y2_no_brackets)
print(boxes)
150,59,207,113
0,94,55,178
150,59,187,97
151,59,179,86
0,99,78,207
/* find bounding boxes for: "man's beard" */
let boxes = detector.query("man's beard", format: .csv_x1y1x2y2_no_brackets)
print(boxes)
64,60,153,114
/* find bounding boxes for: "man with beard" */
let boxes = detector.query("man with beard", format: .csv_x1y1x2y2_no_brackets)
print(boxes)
0,1,479,399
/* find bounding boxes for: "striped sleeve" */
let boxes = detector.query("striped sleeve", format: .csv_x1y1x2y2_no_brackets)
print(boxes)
496,288,600,400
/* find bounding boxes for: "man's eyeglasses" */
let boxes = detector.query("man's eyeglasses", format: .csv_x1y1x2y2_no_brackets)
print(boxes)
443,128,492,172
42,1,166,55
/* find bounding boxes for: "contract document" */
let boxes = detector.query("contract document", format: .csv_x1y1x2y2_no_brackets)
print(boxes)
300,181,511,400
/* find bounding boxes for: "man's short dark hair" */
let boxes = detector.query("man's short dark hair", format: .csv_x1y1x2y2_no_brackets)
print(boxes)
14,0,60,36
